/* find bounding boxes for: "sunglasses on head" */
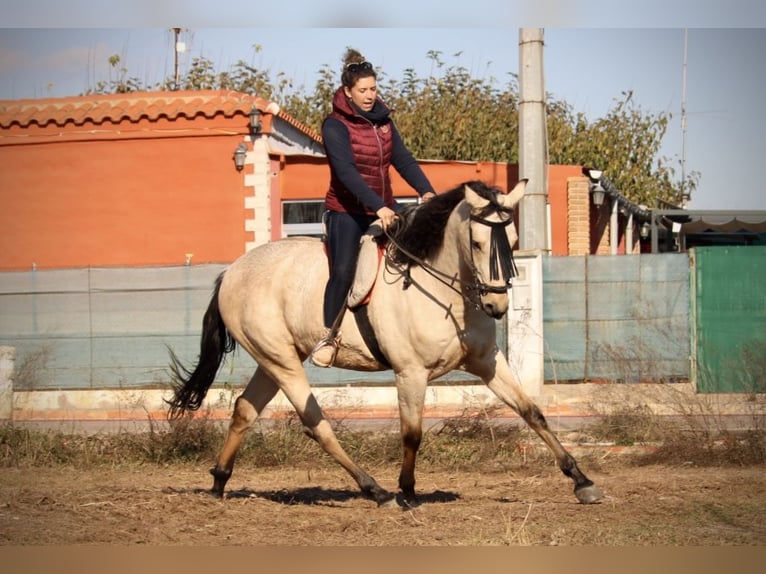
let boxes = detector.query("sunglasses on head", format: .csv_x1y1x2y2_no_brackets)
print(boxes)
345,61,373,73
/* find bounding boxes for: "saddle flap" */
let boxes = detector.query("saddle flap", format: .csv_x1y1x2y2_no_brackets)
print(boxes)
347,224,385,308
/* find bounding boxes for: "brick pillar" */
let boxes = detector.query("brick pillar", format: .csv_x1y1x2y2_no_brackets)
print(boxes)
567,176,590,256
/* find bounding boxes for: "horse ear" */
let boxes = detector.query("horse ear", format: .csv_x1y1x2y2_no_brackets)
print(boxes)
464,184,490,211
501,178,527,208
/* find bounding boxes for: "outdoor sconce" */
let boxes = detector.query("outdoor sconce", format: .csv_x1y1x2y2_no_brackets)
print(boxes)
640,222,651,239
233,143,247,171
249,107,262,134
590,182,606,206
585,168,605,206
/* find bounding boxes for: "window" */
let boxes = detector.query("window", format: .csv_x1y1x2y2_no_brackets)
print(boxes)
282,200,325,238
280,197,421,238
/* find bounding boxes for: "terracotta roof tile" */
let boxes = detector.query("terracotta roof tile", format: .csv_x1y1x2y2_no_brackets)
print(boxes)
0,89,322,141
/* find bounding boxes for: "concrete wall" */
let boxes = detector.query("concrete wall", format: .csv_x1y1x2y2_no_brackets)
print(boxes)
0,346,13,420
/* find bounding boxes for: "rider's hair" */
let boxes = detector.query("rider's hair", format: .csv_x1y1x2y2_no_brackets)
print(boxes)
341,47,376,89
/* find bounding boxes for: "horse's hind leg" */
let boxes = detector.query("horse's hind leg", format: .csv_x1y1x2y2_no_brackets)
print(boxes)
476,350,604,504
210,367,279,497
276,371,395,507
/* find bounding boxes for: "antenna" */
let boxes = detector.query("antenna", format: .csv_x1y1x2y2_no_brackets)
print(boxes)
681,29,689,205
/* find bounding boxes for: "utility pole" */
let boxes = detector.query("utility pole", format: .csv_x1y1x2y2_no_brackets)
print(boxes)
680,28,689,206
173,27,182,90
518,28,548,252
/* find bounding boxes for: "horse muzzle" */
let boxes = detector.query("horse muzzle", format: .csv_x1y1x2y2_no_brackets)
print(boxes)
478,287,510,319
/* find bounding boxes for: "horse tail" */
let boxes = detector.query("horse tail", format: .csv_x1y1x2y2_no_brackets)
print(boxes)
166,272,236,420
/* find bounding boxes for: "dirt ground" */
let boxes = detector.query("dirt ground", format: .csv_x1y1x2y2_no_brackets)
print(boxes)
1,457,764,546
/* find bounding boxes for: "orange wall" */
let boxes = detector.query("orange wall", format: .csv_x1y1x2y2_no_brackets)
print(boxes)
1,122,249,270
1,118,578,271
277,158,569,252
277,158,520,200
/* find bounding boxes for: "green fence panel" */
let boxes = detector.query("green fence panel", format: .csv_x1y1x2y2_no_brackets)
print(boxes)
692,246,766,393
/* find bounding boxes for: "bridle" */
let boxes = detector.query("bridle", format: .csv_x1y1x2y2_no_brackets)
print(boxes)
383,207,518,309
468,213,518,294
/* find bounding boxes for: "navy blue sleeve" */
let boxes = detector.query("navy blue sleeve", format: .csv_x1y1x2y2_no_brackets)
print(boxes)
321,117,387,213
390,123,435,195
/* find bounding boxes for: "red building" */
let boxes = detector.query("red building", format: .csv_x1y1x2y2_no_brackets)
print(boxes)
0,90,634,272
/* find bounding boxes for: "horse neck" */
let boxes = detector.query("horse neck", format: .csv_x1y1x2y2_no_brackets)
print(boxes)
427,205,474,296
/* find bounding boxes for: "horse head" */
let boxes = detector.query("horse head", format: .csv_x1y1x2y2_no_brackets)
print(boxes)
385,179,527,319
462,179,527,319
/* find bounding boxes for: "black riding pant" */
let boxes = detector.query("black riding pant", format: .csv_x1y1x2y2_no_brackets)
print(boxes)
322,210,377,328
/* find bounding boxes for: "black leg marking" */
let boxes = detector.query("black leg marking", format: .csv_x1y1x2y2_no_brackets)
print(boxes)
210,466,232,498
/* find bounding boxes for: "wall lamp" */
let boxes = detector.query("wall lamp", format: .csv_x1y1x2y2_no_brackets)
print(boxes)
639,222,651,240
585,168,606,206
249,107,262,134
590,182,606,206
233,143,247,171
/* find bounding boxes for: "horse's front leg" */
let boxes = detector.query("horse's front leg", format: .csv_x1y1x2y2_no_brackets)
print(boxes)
395,372,429,507
470,348,604,504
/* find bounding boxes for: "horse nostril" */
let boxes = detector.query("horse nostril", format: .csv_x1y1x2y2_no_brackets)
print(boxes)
483,301,508,319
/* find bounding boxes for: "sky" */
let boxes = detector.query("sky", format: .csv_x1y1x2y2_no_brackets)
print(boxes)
1,1,766,211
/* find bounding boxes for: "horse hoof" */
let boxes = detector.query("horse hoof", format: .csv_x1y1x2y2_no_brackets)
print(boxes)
399,492,421,510
376,492,398,508
575,484,604,504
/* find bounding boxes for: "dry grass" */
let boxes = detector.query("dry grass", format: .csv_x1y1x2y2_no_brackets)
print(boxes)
2,398,763,471
1,407,765,546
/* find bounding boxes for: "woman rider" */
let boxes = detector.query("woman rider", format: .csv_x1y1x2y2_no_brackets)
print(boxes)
310,48,436,367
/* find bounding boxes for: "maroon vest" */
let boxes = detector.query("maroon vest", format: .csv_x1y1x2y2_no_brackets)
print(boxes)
325,90,394,215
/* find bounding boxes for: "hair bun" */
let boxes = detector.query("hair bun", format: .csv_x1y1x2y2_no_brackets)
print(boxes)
342,47,365,66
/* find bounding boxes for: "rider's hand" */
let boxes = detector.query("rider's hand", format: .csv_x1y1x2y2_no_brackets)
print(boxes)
376,206,398,231
420,191,436,203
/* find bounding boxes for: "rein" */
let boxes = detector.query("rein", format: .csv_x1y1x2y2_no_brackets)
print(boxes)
382,208,518,309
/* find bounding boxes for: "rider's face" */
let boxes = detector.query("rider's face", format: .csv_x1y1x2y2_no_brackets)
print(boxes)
344,76,377,112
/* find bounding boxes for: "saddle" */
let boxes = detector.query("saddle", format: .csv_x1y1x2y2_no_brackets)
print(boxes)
347,221,386,308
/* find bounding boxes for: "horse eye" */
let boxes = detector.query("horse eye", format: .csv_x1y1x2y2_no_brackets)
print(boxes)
471,240,481,250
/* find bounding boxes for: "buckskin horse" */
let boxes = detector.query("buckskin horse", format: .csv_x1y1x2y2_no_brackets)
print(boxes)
167,180,604,507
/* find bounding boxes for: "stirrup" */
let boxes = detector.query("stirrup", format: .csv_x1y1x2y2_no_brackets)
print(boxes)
309,332,341,368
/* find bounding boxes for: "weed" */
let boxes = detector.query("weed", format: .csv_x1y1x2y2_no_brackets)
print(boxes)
2,395,764,469
423,406,528,470
585,403,668,446
12,344,54,390
240,413,321,467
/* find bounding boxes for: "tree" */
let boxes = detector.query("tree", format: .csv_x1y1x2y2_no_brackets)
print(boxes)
84,54,143,95
378,52,520,164
548,91,699,206
89,49,696,208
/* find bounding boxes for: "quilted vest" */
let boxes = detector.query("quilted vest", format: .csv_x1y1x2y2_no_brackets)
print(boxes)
325,88,394,215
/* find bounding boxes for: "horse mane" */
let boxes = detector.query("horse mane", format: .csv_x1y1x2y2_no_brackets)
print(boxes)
388,180,508,265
